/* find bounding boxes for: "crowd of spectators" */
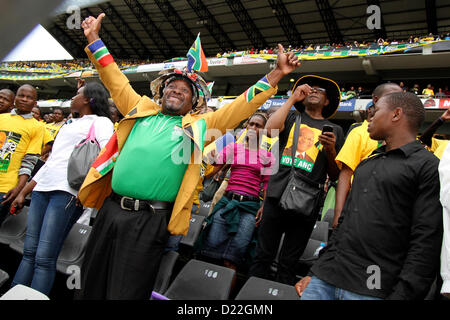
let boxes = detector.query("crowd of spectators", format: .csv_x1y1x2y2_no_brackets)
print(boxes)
337,83,450,100
217,33,450,58
1,33,449,75
0,17,449,302
0,58,147,73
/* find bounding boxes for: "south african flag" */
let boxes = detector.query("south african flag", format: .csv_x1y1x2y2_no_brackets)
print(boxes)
187,33,208,73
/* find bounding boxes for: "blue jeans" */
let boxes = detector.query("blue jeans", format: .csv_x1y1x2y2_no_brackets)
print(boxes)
11,190,83,295
200,207,256,265
301,276,383,300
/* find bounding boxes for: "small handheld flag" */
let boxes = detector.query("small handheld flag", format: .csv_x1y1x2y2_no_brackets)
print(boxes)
187,33,208,73
199,81,215,99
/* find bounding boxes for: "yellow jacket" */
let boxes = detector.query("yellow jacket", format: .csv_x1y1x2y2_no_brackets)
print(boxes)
78,39,277,235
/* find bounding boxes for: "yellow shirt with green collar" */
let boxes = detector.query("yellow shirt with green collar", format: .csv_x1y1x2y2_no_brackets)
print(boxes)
0,111,44,192
78,39,278,235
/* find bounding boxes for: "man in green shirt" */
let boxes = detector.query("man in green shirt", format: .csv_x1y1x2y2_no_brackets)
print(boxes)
76,13,301,299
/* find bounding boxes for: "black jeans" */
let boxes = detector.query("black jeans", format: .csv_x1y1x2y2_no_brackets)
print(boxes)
74,196,171,300
249,196,317,285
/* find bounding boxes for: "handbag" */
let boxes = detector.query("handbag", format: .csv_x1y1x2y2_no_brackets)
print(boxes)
279,113,324,216
67,121,101,190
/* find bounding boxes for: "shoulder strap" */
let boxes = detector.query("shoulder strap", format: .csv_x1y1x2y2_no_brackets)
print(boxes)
290,112,302,173
87,120,96,141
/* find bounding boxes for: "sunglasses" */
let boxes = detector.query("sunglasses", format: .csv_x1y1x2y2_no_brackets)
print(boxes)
311,87,327,93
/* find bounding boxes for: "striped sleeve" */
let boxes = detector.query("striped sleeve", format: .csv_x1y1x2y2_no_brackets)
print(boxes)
244,75,272,103
87,40,114,67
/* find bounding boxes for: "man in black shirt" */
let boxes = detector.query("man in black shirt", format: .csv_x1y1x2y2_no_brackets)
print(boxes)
249,75,344,285
299,92,443,300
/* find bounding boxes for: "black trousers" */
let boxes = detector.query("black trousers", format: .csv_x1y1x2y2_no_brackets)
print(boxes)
249,196,317,285
74,196,171,300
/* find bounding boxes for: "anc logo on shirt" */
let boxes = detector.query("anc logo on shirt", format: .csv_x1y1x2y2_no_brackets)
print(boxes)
46,126,58,137
0,130,22,173
281,124,322,173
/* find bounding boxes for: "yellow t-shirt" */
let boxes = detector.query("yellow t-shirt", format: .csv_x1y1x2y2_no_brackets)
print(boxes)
0,114,44,192
38,122,54,149
422,88,434,97
335,120,381,171
45,122,64,138
431,138,449,159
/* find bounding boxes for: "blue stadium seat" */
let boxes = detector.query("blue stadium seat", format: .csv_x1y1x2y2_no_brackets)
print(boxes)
179,214,205,248
163,259,235,300
56,223,92,274
152,250,179,294
235,276,300,300
0,206,29,245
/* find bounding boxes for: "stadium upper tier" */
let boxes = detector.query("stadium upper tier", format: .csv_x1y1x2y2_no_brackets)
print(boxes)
1,39,449,81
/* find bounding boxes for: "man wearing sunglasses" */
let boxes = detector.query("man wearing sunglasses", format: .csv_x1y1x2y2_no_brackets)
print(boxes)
249,75,345,285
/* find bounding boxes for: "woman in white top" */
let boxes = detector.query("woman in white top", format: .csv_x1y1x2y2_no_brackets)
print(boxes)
10,82,114,295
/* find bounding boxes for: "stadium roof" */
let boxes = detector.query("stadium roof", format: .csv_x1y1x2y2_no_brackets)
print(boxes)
43,0,450,61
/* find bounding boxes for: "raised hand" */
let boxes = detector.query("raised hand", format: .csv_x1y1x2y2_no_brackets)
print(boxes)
81,13,105,43
291,84,312,103
275,44,301,75
441,108,450,122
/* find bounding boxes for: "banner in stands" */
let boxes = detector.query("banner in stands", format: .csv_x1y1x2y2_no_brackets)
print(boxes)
422,98,440,109
136,63,165,73
338,98,356,111
212,97,357,111
163,61,187,69
355,99,373,111
207,58,228,66
1,41,447,81
439,99,450,108
233,56,267,65
37,97,448,111
230,41,444,62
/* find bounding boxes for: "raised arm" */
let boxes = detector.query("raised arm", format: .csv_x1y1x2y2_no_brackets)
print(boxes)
81,14,147,116
419,109,450,147
203,44,302,134
265,84,312,136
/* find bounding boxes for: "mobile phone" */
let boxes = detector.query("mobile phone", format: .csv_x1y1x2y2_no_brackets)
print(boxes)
322,125,334,134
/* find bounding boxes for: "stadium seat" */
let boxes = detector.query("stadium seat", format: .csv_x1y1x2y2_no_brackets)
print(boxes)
152,250,179,294
8,233,25,255
197,201,212,217
0,269,9,288
0,284,49,300
235,276,300,300
163,259,235,300
298,238,327,268
179,214,205,248
270,233,285,274
310,221,329,242
322,208,334,225
0,206,29,245
56,223,92,274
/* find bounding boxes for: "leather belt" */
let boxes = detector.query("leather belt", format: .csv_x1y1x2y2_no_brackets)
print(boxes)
225,191,260,203
111,192,173,212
